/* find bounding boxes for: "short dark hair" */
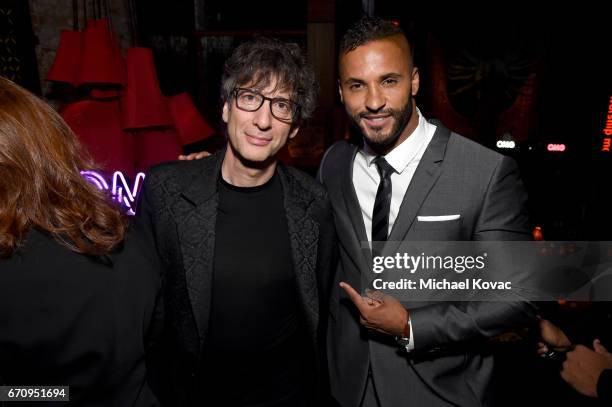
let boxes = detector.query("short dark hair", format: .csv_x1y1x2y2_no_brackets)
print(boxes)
339,16,411,59
221,37,318,122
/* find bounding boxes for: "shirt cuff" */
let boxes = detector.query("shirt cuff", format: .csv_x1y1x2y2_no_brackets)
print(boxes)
406,317,415,351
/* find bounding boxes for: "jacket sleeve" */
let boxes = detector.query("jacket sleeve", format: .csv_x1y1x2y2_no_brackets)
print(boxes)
473,156,532,241
316,141,345,186
313,195,339,316
409,156,536,353
135,171,172,405
598,369,612,403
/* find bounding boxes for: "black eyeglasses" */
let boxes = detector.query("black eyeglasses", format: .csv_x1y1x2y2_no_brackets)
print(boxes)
233,88,300,122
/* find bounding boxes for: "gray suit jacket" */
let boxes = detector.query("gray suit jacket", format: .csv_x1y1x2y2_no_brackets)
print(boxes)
318,121,536,407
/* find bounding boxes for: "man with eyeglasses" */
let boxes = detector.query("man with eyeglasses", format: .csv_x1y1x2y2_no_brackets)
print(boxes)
137,37,336,406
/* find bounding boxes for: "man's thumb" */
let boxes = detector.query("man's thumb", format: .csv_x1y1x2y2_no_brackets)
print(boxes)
593,339,609,355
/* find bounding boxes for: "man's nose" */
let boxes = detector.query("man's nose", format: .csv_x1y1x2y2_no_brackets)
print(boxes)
365,86,386,112
253,100,273,129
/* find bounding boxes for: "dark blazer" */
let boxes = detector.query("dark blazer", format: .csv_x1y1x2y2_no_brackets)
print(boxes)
598,369,612,403
318,121,536,407
136,150,336,406
0,227,162,406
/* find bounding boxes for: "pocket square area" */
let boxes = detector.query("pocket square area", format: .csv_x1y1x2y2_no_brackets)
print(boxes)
417,214,461,222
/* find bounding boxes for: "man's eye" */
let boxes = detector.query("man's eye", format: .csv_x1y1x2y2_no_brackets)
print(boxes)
382,78,397,86
276,102,289,111
242,93,258,102
349,83,363,90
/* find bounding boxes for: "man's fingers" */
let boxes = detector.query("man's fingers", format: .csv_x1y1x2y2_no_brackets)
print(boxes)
364,288,386,303
178,151,211,160
340,282,378,315
594,339,609,355
339,282,368,313
537,342,549,355
560,366,570,382
566,345,588,362
364,297,377,306
571,345,587,355
560,359,577,382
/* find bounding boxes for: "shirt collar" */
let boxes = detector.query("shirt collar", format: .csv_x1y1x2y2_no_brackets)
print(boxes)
361,108,429,174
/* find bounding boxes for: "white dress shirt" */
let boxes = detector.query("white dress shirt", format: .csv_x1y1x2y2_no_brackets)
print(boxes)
352,108,437,351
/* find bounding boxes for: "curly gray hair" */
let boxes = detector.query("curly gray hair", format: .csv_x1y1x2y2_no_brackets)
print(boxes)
221,37,318,122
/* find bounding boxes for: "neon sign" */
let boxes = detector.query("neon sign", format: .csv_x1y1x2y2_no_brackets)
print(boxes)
81,170,145,215
547,143,566,152
496,140,516,149
602,96,612,152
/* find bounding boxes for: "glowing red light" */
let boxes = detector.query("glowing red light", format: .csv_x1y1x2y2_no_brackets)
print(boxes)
601,96,612,152
547,143,566,152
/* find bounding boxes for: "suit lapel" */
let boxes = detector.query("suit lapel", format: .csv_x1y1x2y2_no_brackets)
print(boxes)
387,123,451,243
339,146,374,277
175,151,223,343
278,165,320,340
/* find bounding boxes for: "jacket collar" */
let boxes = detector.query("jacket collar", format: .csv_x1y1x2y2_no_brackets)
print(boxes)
176,151,321,348
179,149,225,207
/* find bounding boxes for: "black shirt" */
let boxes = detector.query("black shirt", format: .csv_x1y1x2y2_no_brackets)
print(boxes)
200,172,305,406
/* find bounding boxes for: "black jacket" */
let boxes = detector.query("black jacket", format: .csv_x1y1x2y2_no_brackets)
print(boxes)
136,150,336,406
598,369,612,403
0,226,162,406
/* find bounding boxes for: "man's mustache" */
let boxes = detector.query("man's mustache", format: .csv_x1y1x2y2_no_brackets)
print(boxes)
357,109,397,119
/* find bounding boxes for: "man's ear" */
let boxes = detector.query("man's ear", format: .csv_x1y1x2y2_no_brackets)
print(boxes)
411,67,420,96
338,79,344,103
288,125,300,140
222,101,230,123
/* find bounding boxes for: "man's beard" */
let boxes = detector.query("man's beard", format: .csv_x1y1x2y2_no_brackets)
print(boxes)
350,95,413,152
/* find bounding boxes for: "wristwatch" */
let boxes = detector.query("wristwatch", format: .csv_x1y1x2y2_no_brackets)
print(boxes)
395,316,411,348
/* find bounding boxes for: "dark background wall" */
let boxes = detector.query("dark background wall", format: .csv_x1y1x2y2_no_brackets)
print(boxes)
10,0,612,240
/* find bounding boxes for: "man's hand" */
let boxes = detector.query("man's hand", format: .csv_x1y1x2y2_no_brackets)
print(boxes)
339,282,409,338
561,340,612,398
178,151,210,160
537,318,572,356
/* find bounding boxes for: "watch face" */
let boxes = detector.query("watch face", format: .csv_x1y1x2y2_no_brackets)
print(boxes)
396,336,410,347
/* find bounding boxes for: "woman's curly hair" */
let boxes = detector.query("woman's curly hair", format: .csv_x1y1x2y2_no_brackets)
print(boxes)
0,76,128,258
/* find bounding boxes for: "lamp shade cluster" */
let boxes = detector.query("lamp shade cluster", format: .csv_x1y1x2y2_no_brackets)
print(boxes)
47,18,215,175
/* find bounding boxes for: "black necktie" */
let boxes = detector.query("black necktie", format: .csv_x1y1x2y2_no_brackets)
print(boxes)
372,156,394,242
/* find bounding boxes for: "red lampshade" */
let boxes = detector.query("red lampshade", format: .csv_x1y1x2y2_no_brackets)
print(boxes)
121,47,173,130
78,19,125,86
46,30,83,85
133,128,182,171
60,99,135,177
167,92,215,145
111,40,127,85
90,89,121,99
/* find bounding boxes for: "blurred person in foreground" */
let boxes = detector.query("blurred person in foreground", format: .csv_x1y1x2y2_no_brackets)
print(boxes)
539,317,612,403
0,76,162,406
